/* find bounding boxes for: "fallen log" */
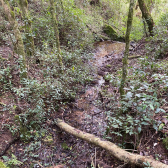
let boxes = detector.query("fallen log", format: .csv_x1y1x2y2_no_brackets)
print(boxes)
128,55,142,59
55,118,168,168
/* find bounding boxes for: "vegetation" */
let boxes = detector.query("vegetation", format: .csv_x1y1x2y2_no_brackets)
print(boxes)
0,0,168,167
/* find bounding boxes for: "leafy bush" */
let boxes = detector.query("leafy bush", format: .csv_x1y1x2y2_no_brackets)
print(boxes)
29,0,94,50
2,154,23,168
105,56,167,139
131,16,144,41
145,12,168,59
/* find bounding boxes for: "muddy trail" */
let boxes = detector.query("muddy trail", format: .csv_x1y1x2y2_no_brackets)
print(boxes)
68,41,126,136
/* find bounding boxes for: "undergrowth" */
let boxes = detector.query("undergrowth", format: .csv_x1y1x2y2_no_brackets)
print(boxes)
0,48,94,142
104,55,168,147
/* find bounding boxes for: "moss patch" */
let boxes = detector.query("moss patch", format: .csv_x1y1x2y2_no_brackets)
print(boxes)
103,25,124,42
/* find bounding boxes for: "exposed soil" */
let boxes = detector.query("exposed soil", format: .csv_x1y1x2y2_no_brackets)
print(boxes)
0,40,168,168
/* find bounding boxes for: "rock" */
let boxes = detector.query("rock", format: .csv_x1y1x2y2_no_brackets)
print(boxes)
103,25,125,42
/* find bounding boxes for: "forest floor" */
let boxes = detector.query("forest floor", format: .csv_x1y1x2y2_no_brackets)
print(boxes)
0,39,168,168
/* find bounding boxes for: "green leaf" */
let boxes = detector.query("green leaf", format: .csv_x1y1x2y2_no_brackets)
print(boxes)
160,108,166,112
153,124,158,131
135,93,141,97
2,156,9,162
149,104,154,110
134,120,139,123
155,108,161,113
113,124,119,128
138,127,141,133
141,122,149,125
159,123,164,130
144,118,150,121
126,92,133,99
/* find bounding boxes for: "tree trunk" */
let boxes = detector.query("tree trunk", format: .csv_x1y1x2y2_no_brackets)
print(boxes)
0,0,27,79
19,0,35,57
119,0,135,98
138,0,154,36
49,0,63,70
55,118,168,168
135,0,154,13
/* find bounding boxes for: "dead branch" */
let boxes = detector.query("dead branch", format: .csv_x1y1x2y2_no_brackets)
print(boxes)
128,55,142,59
55,118,168,168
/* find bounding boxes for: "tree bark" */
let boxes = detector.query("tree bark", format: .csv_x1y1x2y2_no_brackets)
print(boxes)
138,0,154,36
19,0,35,57
49,0,63,70
136,0,154,12
0,0,27,79
119,0,135,98
55,118,168,168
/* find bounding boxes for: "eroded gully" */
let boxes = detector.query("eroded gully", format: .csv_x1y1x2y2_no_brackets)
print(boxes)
69,41,126,136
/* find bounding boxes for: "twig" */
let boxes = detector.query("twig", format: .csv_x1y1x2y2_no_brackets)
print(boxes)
124,149,137,152
144,132,157,147
32,161,44,168
128,55,142,59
